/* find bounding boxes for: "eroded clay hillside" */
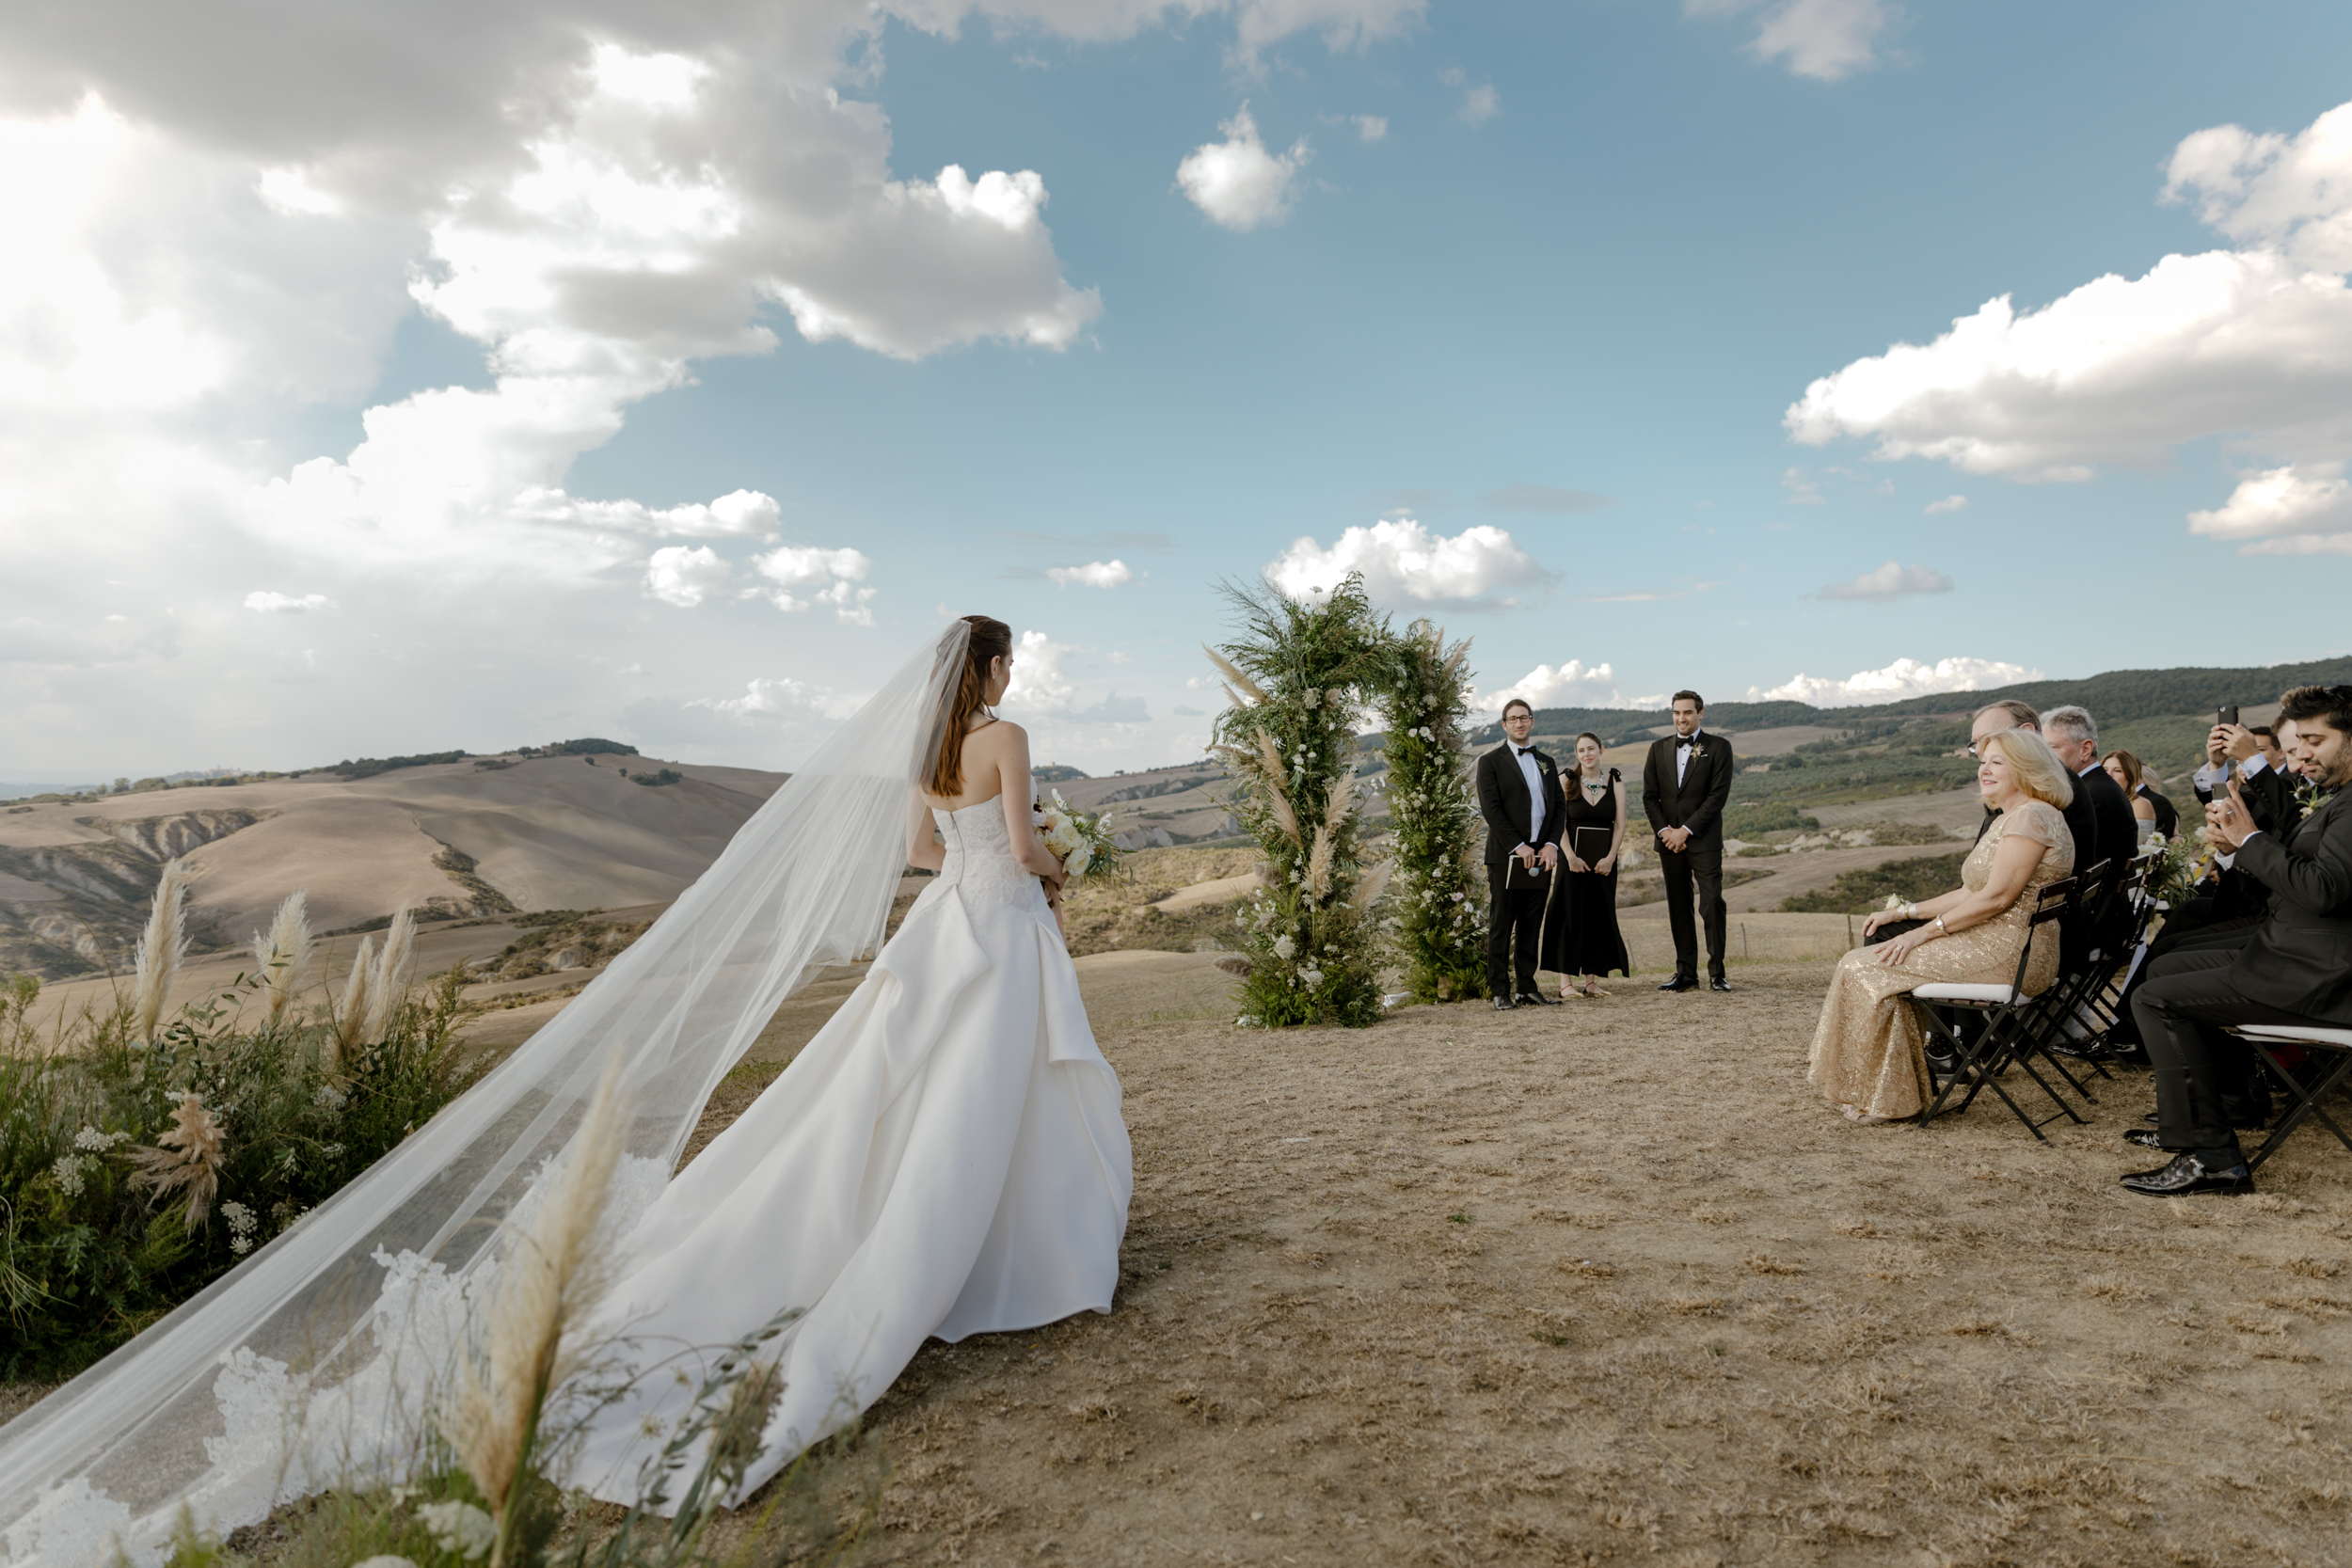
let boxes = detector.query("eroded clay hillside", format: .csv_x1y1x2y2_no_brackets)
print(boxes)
0,752,784,977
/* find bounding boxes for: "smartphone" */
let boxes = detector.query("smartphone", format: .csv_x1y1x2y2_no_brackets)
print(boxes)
2217,705,2240,729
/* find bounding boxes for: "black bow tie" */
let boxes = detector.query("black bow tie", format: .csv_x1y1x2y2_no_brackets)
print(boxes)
1677,738,1697,750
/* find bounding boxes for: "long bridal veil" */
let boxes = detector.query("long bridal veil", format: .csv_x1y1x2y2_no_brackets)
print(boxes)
0,622,975,1568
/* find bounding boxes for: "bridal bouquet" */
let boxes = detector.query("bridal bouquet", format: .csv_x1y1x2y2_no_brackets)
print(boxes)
1035,789,1123,882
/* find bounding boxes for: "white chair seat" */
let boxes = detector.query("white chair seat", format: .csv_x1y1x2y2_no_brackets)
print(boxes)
1913,983,2021,1005
2238,1024,2352,1049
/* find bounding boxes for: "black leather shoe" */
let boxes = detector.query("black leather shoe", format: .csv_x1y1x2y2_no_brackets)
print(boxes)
1658,975,1699,993
2120,1152,2253,1196
2122,1128,2163,1148
1492,995,1517,1010
2141,1112,2160,1125
1709,975,1733,993
1516,991,1561,1006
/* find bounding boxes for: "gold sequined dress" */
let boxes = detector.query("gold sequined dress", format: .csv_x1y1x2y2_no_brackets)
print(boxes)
1805,800,2074,1119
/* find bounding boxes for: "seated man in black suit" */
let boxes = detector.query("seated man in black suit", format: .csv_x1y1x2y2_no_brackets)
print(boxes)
2041,705,2136,970
2108,710,2312,1073
1475,699,1565,1009
2122,683,2352,1196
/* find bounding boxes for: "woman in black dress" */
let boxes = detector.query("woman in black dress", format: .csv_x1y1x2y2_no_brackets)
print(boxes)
1544,732,1631,997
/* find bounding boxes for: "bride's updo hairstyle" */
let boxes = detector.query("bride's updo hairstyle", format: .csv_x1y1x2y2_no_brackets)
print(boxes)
926,614,1014,798
1978,727,2075,809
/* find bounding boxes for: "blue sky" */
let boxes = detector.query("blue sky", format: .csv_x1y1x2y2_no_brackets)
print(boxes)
6,0,2352,776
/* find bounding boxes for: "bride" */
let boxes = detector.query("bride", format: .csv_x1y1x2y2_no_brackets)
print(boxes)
568,614,1132,1500
0,616,1130,1561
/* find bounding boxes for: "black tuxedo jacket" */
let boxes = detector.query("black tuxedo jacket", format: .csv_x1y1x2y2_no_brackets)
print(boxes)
1475,743,1567,867
2076,764,2137,882
2197,764,2302,919
1642,731,1735,847
2230,788,2352,1024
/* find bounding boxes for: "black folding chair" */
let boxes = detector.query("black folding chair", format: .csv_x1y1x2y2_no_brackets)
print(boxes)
2046,850,2166,1075
2025,856,2117,1095
2229,1024,2352,1173
1913,876,2089,1142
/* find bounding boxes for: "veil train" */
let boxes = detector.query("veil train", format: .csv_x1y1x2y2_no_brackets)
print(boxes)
0,623,975,1568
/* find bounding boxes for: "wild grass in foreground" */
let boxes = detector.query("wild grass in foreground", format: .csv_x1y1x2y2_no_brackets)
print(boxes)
1,879,482,1381
173,1062,882,1568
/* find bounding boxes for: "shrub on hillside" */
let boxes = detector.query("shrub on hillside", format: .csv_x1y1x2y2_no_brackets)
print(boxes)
1721,801,1820,839
0,958,481,1380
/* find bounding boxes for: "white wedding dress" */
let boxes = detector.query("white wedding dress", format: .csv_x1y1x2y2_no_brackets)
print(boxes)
568,793,1132,1504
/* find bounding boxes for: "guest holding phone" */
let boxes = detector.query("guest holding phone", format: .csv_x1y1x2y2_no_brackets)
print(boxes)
1544,733,1631,997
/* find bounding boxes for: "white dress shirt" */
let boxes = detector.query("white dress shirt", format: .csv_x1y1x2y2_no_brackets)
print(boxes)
1675,727,1704,786
2193,752,2268,794
2194,755,2270,866
1512,745,1546,848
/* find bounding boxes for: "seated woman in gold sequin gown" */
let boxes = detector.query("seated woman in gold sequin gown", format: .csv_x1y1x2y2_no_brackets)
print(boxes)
1807,728,2077,1124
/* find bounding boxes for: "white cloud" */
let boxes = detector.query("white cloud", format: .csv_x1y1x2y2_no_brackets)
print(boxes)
1457,84,1500,126
1005,628,1077,711
644,546,732,608
1171,703,1207,717
2187,462,2352,554
1045,560,1134,587
1072,691,1151,723
1688,0,1891,82
1177,105,1308,231
1787,100,2352,553
748,545,875,623
1747,656,2040,708
1813,561,1953,601
242,591,335,613
1476,660,1629,713
1353,115,1388,143
1266,515,1551,610
689,676,826,719
1923,494,1968,515
1782,467,1824,505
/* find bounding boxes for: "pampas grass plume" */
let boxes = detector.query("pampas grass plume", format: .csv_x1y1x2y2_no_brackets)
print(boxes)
1352,858,1393,912
1250,732,1303,847
124,1090,229,1227
362,904,417,1041
252,892,311,1028
132,858,193,1042
1203,645,1268,705
448,1053,631,1566
331,935,376,1066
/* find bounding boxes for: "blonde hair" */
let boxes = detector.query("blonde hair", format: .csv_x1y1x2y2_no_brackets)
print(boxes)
2105,747,2145,792
1979,727,2074,809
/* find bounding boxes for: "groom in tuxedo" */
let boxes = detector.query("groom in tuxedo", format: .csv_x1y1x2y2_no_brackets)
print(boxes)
1642,690,1736,992
1476,698,1565,1009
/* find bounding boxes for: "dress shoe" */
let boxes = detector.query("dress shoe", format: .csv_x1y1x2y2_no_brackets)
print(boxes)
1709,975,1733,993
1492,995,1517,1011
2123,1128,2164,1148
1658,974,1700,993
2141,1112,2160,1125
2119,1151,2253,1197
1516,991,1561,1006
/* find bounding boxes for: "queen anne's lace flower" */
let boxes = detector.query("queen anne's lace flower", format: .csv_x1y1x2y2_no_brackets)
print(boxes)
52,1153,87,1197
1272,935,1296,961
418,1499,496,1561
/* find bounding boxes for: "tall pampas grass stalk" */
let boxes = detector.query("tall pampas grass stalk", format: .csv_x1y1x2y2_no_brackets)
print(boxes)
446,1053,631,1568
251,892,311,1029
131,858,193,1042
1251,731,1304,847
1203,645,1268,705
330,935,376,1066
362,904,417,1041
1351,859,1392,912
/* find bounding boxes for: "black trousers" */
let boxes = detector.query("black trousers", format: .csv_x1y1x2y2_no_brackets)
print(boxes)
1486,862,1546,999
2108,911,2261,1049
2128,947,2306,1152
1660,841,1726,979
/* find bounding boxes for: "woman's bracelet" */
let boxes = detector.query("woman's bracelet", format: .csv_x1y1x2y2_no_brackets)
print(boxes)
1901,901,1918,920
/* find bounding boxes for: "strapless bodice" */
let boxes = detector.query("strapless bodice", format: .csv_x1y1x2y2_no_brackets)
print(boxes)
930,796,1043,908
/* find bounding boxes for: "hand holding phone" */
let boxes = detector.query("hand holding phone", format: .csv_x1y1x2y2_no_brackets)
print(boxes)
2217,704,2240,728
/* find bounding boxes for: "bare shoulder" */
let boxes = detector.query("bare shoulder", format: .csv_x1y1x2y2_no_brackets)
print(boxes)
966,718,1029,751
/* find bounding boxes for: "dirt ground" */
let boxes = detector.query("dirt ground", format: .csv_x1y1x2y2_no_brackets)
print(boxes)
12,951,2352,1566
835,956,2352,1567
